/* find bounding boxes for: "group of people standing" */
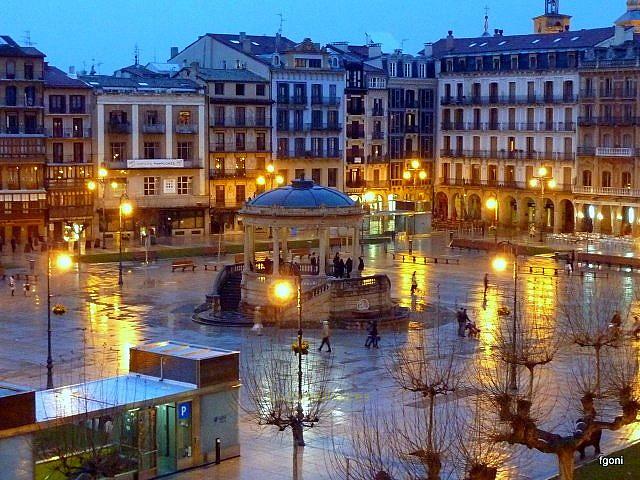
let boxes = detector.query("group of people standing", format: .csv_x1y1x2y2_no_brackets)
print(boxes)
332,253,364,279
456,308,480,338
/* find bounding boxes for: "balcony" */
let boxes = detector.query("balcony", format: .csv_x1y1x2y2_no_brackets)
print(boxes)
595,147,634,157
47,154,94,165
142,123,165,134
367,154,389,164
0,97,44,108
371,108,385,117
279,149,342,159
210,168,247,179
372,131,384,140
573,186,640,197
0,126,46,135
0,140,45,158
346,125,365,139
307,122,342,132
108,122,131,134
132,194,210,209
47,128,92,139
176,123,198,134
441,121,575,132
439,149,574,161
106,158,201,169
311,96,341,106
277,96,307,106
440,94,576,106
347,105,365,115
405,125,419,133
345,179,366,189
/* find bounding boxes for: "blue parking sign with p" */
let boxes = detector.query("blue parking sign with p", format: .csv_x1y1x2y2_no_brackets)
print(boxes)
178,401,192,420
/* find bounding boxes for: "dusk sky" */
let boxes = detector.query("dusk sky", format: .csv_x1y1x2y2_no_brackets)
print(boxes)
1,0,625,75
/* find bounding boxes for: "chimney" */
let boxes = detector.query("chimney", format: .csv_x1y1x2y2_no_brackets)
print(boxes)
423,42,433,57
367,43,382,59
240,31,251,53
170,46,179,58
446,30,454,50
68,66,75,75
190,61,200,74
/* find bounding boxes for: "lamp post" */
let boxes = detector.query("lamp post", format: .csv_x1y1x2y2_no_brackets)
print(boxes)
486,197,499,243
46,250,72,389
403,160,426,237
87,167,109,249
118,193,133,287
529,167,556,243
492,241,519,391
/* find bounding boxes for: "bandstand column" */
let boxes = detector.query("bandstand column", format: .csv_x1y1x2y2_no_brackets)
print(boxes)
273,227,280,275
352,225,360,256
594,206,603,233
281,227,289,263
574,202,582,233
243,224,251,273
318,227,327,276
248,225,255,266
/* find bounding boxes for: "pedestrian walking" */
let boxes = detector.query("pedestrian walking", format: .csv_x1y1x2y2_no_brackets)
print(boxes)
310,253,317,267
365,320,379,348
333,253,340,277
565,262,573,275
0,236,4,252
483,273,489,299
10,237,16,254
23,281,30,296
9,275,15,296
411,271,418,295
358,256,365,273
456,308,466,337
318,320,332,352
345,257,353,278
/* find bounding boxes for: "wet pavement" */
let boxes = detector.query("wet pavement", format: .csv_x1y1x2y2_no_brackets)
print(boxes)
1,233,640,479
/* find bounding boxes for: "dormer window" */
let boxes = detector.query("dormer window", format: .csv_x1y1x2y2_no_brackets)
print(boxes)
567,52,576,68
272,54,280,66
458,58,466,70
309,59,321,68
389,61,397,77
419,63,427,77
529,54,537,69
404,62,412,77
511,55,518,70
295,58,306,68
493,57,500,70
548,53,556,68
446,59,453,72
475,57,482,71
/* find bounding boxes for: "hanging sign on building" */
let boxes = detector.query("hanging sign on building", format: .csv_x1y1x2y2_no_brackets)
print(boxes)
127,159,184,168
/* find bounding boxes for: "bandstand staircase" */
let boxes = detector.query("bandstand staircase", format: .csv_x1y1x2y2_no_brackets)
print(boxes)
216,264,243,311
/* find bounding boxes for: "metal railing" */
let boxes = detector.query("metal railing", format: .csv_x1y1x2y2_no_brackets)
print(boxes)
141,123,165,134
311,96,341,106
573,185,640,197
0,126,46,135
47,128,92,138
175,123,198,134
440,94,576,106
439,149,575,161
441,121,575,132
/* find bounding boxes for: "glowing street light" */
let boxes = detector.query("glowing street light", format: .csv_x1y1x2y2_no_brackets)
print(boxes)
275,174,285,186
363,191,376,204
418,170,428,181
87,180,97,191
273,279,295,303
492,256,507,272
266,164,275,174
98,167,108,179
118,194,133,286
410,159,421,170
486,197,499,243
529,167,555,242
256,175,266,186
46,251,73,389
402,171,412,181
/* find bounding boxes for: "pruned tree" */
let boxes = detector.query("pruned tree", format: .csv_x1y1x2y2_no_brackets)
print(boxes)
241,338,333,448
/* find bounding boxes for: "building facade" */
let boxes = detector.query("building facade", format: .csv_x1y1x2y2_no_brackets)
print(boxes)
43,65,95,243
80,75,208,240
178,65,273,232
575,27,640,235
327,43,389,208
0,36,47,245
382,48,437,210
432,24,617,233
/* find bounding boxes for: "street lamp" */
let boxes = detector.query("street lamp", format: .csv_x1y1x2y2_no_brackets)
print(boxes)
88,167,109,249
486,197,498,243
46,250,72,389
118,193,133,287
271,275,306,444
529,167,555,243
492,241,519,392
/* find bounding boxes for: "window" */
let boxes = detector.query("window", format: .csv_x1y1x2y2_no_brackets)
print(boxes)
178,111,191,125
419,63,427,78
308,59,321,68
493,57,500,70
24,63,33,79
52,143,63,162
110,142,126,161
256,84,265,96
295,168,305,180
256,132,266,151
256,107,266,126
73,142,84,162
622,171,632,188
235,83,245,95
312,168,321,184
214,83,224,95
511,55,518,70
144,142,159,159
177,176,193,195
235,107,246,126
446,59,453,72
144,177,158,195
295,58,306,68
69,95,85,113
582,170,592,187
235,184,246,203
177,142,193,160
164,178,176,194
475,57,482,71
5,60,15,79
404,62,412,77
49,95,66,113
389,62,397,77
235,132,245,150
214,132,225,151
602,171,612,188
214,106,225,126
328,168,338,187
529,54,537,69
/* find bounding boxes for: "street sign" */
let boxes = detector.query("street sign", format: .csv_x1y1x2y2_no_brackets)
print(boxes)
178,401,192,420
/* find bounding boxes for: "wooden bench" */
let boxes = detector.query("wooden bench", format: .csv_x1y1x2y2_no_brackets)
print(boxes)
204,263,219,271
171,260,197,272
13,273,39,282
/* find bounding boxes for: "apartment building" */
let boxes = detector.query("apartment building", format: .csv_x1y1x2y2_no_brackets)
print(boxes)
327,42,389,208
432,21,616,234
575,27,640,235
382,48,437,209
171,33,345,191
80,74,208,239
178,65,272,232
43,65,95,243
0,36,47,245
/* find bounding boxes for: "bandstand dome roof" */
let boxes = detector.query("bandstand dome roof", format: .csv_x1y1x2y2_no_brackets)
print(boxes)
249,180,356,209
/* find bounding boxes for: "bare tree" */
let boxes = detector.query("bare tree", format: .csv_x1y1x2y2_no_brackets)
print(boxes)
241,338,333,448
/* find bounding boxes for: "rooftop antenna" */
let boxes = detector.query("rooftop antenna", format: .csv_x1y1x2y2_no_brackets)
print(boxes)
89,58,96,75
96,61,103,75
482,5,491,37
365,32,370,45
22,30,36,46
400,38,409,51
277,13,285,35
134,44,140,66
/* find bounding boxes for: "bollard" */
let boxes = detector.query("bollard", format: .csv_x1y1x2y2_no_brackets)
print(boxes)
413,256,416,263
215,437,221,464
424,258,427,264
